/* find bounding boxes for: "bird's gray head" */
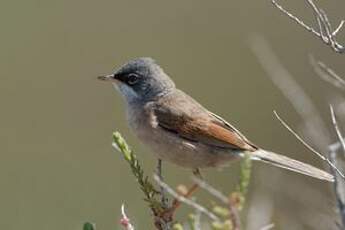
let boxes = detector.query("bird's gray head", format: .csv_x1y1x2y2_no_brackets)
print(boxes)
98,57,175,104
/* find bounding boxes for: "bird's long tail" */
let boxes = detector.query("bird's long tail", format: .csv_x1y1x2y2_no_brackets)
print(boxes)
251,149,334,182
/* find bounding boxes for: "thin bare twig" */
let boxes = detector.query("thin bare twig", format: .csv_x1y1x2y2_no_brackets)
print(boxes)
272,0,345,53
309,55,345,90
271,0,319,37
153,174,220,222
274,110,345,179
333,20,345,36
120,204,135,230
192,177,228,203
191,177,241,230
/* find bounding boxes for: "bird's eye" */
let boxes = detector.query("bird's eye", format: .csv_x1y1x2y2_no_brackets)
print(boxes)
127,73,139,85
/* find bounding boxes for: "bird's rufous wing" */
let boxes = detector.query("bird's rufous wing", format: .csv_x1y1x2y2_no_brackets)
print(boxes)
151,102,257,151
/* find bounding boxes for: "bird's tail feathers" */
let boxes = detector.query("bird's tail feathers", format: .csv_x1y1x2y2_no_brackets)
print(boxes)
251,149,334,182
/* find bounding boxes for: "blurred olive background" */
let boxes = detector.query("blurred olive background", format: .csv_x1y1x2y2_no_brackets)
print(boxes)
1,1,345,229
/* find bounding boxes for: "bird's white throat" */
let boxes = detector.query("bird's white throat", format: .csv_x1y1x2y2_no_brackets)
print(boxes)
112,82,139,103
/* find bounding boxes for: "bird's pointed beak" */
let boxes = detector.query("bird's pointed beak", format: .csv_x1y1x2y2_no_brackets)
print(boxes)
97,74,118,82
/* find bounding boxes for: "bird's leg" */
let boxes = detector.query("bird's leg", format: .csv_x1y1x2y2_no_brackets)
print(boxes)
155,159,176,228
156,159,169,209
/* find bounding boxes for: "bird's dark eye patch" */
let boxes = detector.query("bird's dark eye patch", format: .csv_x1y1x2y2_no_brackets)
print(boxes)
127,73,140,85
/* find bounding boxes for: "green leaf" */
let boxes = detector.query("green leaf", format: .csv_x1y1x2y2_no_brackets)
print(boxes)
112,132,132,161
83,222,96,230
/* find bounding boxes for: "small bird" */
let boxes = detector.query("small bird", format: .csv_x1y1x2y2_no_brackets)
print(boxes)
98,57,333,182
